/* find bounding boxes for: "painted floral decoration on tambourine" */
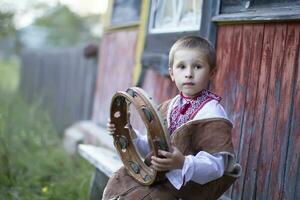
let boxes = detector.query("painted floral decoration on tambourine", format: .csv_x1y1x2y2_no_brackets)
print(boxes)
110,87,171,185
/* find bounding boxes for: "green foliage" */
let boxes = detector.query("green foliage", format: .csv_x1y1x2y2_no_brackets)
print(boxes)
0,10,16,38
34,5,99,47
0,59,93,199
0,58,19,92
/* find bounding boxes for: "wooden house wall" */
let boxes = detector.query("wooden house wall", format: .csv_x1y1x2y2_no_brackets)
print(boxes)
91,2,299,198
141,68,178,104
211,22,300,200
92,30,138,126
137,22,300,200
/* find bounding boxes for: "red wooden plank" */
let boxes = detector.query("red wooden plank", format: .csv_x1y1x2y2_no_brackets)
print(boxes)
214,25,234,100
141,68,176,104
214,25,243,152
214,25,227,97
230,24,256,200
215,22,300,199
142,68,156,99
255,23,287,200
251,24,275,199
227,25,244,143
270,23,300,199
159,75,175,103
283,24,300,199
238,24,265,200
92,30,138,125
152,70,161,101
232,23,276,199
152,73,165,103
214,24,244,198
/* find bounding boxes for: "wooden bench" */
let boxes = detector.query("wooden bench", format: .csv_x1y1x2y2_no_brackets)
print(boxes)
71,121,231,200
78,144,122,199
63,121,122,199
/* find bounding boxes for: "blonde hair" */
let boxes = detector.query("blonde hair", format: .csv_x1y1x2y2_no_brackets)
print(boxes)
168,36,216,70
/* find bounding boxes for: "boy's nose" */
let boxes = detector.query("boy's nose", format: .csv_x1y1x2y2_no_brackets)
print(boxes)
185,68,193,78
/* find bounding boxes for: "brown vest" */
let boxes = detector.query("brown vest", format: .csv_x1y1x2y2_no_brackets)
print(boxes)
103,100,241,200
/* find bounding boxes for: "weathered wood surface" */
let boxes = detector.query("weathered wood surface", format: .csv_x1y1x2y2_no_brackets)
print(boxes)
284,32,300,200
212,22,300,200
20,46,98,133
78,144,122,177
92,30,138,126
78,21,300,200
213,5,300,23
141,68,178,104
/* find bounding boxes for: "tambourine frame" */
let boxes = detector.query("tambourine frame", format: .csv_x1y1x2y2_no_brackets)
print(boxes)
110,87,171,185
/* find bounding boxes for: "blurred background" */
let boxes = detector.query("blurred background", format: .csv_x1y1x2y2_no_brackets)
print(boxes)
0,0,106,199
1,0,299,199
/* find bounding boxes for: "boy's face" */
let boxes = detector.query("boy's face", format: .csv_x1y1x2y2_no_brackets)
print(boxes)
169,48,215,97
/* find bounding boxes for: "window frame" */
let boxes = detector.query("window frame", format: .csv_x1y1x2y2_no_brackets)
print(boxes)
213,0,300,23
148,0,203,34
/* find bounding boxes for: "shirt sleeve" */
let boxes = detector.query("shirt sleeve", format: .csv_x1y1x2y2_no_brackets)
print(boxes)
193,100,229,121
132,130,150,157
166,151,226,190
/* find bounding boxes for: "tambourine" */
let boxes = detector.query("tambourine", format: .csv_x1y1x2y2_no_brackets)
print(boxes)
110,87,171,185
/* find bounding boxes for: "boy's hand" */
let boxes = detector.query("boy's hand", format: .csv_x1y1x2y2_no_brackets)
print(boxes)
150,146,185,171
106,118,116,135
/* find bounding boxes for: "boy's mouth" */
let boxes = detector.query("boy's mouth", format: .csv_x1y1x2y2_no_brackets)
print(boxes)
183,82,195,86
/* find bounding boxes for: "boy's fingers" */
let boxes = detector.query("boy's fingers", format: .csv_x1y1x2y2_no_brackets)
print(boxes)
107,118,116,127
107,123,115,128
152,166,167,171
151,165,164,171
158,150,172,158
127,111,131,118
151,160,170,171
151,156,171,164
108,129,115,135
106,118,116,136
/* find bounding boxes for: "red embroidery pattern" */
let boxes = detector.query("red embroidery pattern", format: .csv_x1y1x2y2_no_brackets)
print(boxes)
168,90,221,135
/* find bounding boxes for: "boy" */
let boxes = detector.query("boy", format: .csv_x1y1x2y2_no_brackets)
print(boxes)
104,36,241,200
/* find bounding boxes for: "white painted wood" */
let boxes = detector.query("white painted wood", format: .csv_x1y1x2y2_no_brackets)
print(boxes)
78,144,123,177
77,121,115,151
63,121,116,154
213,5,300,23
63,126,84,155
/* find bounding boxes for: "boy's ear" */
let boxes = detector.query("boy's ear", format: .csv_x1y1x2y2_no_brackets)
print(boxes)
169,67,174,81
210,68,217,79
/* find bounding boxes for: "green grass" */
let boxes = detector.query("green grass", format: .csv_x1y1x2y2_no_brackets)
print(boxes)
0,58,93,199
0,58,20,92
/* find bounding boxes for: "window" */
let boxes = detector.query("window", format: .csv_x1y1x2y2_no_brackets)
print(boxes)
220,0,300,14
110,0,141,27
149,0,203,33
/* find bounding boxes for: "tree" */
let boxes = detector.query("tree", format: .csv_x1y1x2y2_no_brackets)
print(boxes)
0,10,16,38
33,4,100,47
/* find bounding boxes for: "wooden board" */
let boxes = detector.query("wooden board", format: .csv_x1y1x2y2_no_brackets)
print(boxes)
92,30,139,126
213,22,300,199
78,144,122,177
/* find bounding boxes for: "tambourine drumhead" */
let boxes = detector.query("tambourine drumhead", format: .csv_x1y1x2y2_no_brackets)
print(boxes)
110,87,171,185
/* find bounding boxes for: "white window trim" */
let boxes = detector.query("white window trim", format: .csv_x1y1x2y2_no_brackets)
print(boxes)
149,0,203,34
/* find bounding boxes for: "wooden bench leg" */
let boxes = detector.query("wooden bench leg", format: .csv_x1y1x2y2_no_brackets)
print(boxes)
89,168,109,200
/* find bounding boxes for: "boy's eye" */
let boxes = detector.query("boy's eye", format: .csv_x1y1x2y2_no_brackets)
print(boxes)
195,65,202,69
178,65,185,69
